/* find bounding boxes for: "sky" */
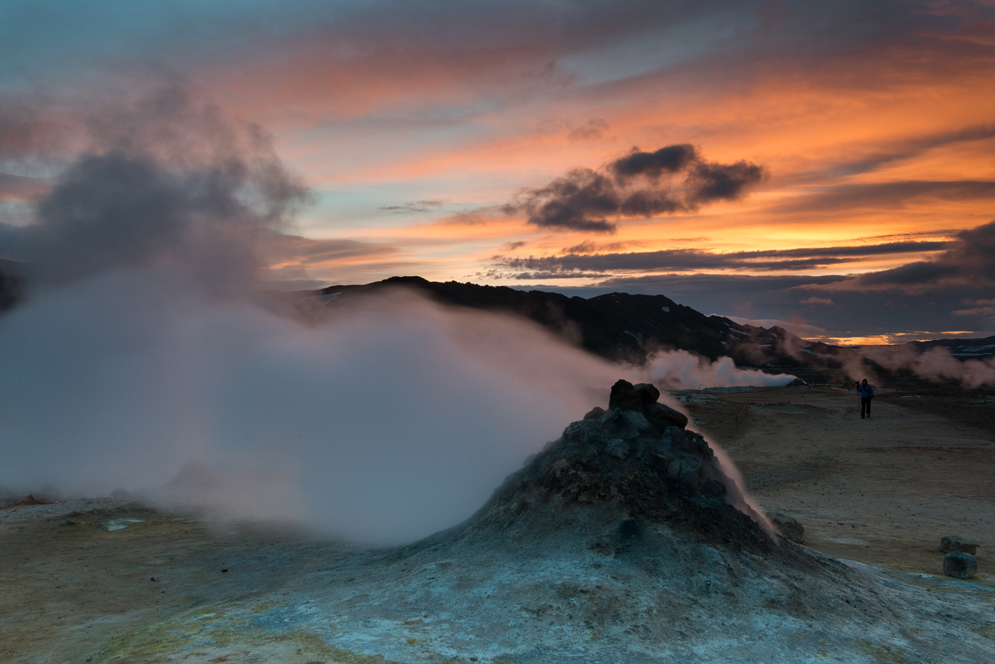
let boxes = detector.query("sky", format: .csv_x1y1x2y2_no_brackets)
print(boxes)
1,0,994,344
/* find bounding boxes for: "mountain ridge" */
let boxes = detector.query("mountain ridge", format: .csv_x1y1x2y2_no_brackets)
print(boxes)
311,276,853,379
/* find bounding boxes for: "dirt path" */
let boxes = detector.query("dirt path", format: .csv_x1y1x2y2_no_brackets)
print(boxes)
679,385,995,577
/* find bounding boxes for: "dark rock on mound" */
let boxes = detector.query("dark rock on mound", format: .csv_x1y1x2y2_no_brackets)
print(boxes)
609,379,644,411
633,382,661,406
607,379,688,428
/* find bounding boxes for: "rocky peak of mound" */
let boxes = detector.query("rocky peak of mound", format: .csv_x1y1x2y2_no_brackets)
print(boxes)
457,379,780,556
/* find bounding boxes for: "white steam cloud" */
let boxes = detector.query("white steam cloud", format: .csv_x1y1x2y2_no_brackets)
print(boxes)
856,345,995,387
0,85,784,545
645,349,797,389
0,272,626,544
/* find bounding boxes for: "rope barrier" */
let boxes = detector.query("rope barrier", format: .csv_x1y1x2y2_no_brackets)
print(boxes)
839,390,859,415
702,398,751,431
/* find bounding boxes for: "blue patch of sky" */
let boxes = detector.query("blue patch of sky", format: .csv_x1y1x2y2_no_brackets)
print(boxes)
557,9,749,88
0,1,375,91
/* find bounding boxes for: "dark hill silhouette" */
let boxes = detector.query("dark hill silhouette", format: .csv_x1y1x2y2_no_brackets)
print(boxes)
311,276,853,378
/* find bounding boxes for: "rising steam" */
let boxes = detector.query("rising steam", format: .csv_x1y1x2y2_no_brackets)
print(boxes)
856,345,995,387
0,86,783,544
646,349,797,389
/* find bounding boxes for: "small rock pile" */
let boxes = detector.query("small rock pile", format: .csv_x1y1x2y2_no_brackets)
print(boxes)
574,379,726,499
940,535,979,579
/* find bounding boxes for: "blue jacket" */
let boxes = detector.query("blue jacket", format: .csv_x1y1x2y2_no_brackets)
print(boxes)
858,384,874,398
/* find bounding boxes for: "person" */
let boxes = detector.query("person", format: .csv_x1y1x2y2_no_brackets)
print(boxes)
857,379,874,419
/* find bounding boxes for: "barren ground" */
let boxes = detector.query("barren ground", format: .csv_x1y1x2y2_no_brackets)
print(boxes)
678,385,995,577
2,385,994,663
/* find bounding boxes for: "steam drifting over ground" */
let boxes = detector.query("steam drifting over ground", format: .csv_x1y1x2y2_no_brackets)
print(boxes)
0,86,792,545
647,349,797,389
858,345,995,388
0,272,635,544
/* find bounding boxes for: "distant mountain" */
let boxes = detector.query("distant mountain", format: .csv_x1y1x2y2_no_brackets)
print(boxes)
311,276,855,378
0,263,985,381
905,335,995,359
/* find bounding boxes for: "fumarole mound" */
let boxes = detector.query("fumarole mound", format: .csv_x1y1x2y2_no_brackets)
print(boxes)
263,379,992,663
451,379,777,555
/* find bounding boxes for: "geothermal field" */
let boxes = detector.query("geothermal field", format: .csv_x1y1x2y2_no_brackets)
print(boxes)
3,4,995,661
2,379,993,663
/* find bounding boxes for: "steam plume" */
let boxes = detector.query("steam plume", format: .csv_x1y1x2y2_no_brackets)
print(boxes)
857,345,995,387
645,350,798,389
0,87,780,544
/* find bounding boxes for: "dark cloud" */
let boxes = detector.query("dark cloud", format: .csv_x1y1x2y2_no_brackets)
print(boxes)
497,240,946,276
686,160,767,203
610,144,698,181
379,200,446,213
0,85,308,290
507,145,766,233
855,220,995,288
508,168,630,233
561,240,635,255
738,240,949,259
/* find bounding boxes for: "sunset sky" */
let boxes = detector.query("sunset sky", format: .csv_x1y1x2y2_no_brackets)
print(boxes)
1,0,994,343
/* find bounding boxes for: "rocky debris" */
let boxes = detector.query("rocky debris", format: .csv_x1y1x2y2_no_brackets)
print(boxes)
940,535,978,555
943,551,977,579
770,513,805,544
